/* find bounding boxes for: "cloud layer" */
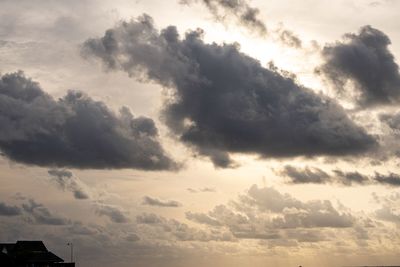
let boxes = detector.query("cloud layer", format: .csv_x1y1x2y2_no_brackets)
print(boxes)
186,185,355,243
83,15,375,167
0,71,176,170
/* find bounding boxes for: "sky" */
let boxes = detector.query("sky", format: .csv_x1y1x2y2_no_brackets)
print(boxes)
1,0,400,266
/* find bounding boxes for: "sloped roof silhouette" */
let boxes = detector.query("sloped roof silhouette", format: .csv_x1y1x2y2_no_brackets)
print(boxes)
0,240,64,264
14,241,47,252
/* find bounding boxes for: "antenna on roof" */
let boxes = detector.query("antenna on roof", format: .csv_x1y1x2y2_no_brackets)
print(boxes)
67,242,73,263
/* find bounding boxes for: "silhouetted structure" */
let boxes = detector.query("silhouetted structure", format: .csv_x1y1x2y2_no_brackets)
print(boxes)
0,241,74,267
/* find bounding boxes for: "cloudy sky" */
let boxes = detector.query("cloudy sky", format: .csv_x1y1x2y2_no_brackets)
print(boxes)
1,0,400,266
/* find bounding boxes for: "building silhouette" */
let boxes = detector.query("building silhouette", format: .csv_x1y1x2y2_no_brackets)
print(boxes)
0,241,74,267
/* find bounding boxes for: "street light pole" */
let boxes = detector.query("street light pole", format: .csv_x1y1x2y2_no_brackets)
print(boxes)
67,242,73,262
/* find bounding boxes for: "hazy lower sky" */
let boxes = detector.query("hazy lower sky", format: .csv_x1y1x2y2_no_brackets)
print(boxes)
1,1,400,266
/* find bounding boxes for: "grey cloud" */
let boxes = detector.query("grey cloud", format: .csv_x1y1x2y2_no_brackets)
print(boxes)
271,201,354,228
185,211,222,226
48,169,89,200
274,27,302,48
318,25,400,107
233,231,281,240
187,187,216,193
95,204,130,223
368,0,396,7
353,225,369,240
374,172,400,186
180,0,303,48
187,188,198,193
380,112,400,130
180,0,304,48
200,187,216,192
21,199,70,225
243,185,303,213
48,168,73,178
142,196,182,207
208,204,250,228
73,190,89,200
0,71,176,170
180,0,267,35
67,222,99,236
136,213,163,224
375,206,400,224
0,0,109,42
168,219,233,242
374,192,400,224
125,233,141,242
83,15,375,167
278,165,330,184
377,112,400,158
333,170,370,185
278,165,381,186
0,202,21,216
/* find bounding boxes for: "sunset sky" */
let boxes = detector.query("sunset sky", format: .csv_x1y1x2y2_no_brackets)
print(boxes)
1,1,400,266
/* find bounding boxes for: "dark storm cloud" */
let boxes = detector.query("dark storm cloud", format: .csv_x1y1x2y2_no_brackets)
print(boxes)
95,204,130,223
48,169,90,199
318,25,400,106
142,196,182,207
83,15,375,167
0,202,21,216
180,0,267,35
0,71,176,170
21,199,70,225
